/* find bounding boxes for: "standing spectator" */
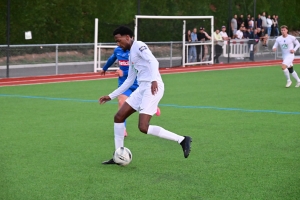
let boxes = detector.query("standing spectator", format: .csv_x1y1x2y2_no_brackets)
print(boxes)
249,29,260,61
190,28,198,63
260,12,268,33
231,14,238,37
202,28,212,62
237,14,244,29
212,28,223,64
272,15,279,37
197,27,210,62
245,14,251,29
255,14,262,29
186,30,192,63
266,15,273,36
220,26,230,41
249,17,254,29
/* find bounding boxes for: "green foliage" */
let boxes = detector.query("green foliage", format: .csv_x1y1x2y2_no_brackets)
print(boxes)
0,0,299,44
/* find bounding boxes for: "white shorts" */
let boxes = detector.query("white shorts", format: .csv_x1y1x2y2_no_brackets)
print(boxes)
282,54,294,67
126,81,164,115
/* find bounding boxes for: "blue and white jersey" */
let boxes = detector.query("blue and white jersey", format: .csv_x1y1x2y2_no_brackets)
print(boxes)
102,46,138,89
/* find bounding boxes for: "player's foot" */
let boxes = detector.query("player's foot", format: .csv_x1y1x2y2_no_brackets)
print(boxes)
155,107,161,116
286,80,292,88
180,136,192,158
296,82,300,88
102,158,116,164
124,130,128,137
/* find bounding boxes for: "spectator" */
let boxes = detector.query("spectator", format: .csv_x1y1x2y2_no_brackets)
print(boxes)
244,27,252,39
212,28,223,64
272,15,279,37
249,29,260,61
237,14,244,29
266,15,273,36
257,28,268,47
255,14,262,29
235,25,244,39
197,27,210,62
220,26,230,41
246,14,251,29
190,28,198,62
231,14,238,37
186,30,192,63
261,12,268,31
249,17,255,29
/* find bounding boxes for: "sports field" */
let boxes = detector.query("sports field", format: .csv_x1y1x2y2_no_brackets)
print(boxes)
1,64,300,200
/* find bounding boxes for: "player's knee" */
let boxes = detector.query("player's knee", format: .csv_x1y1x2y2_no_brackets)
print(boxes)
288,67,294,73
114,112,125,123
138,123,149,134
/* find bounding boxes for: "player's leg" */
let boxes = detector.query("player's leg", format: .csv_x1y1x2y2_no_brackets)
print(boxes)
137,82,192,158
281,58,292,88
102,102,136,164
118,94,128,136
287,60,300,87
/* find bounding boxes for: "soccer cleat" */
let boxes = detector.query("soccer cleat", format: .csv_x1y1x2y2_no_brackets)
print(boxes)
296,82,300,88
180,136,192,158
155,107,161,116
102,158,116,164
286,80,292,88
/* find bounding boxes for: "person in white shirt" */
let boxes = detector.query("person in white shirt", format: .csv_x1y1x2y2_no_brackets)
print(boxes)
235,25,244,39
272,25,300,88
213,28,223,63
266,15,273,36
220,26,230,41
99,26,192,164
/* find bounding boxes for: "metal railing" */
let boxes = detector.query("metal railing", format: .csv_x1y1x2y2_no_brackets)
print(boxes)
0,38,299,78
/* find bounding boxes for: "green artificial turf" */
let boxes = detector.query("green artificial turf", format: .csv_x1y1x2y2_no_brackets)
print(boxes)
0,65,299,200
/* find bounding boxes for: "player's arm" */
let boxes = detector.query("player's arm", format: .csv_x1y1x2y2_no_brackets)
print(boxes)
292,37,300,53
100,51,117,75
272,39,278,51
108,65,137,100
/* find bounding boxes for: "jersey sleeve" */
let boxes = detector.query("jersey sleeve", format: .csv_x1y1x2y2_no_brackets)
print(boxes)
137,43,159,82
102,49,117,71
108,65,137,100
293,37,300,51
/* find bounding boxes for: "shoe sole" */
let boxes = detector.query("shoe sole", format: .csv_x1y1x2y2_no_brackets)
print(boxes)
184,136,192,158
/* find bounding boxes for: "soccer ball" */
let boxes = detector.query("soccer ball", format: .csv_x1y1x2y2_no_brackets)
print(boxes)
113,147,132,166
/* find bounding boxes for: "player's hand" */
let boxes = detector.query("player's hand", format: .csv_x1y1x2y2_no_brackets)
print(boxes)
151,81,158,95
272,48,276,52
99,70,106,76
290,49,295,54
99,96,111,104
115,69,123,77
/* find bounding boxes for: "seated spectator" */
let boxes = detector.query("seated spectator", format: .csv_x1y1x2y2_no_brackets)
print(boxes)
257,28,268,47
235,25,244,39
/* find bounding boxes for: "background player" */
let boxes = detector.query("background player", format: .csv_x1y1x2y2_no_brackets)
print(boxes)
100,46,161,137
99,26,192,164
272,25,300,88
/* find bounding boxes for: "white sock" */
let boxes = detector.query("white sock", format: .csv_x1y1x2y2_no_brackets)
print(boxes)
283,68,291,81
147,125,184,144
114,123,125,150
291,71,300,82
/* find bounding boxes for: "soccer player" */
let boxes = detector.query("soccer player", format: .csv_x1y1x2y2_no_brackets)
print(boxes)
99,26,192,164
272,25,300,88
100,47,161,137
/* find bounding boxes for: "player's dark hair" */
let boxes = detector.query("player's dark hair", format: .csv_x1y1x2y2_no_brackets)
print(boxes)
113,26,134,37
